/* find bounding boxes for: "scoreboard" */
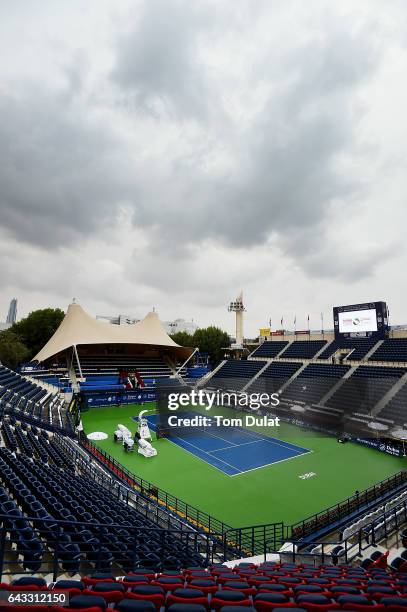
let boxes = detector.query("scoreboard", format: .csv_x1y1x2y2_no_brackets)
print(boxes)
333,301,389,339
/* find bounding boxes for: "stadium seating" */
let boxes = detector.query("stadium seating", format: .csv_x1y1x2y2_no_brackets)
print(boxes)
73,356,174,380
248,362,302,394
207,360,267,391
1,562,407,610
0,365,49,410
212,361,267,379
0,365,72,432
279,341,327,360
377,381,407,427
370,339,407,363
318,338,379,361
0,421,204,575
325,366,406,415
281,364,351,406
249,341,288,359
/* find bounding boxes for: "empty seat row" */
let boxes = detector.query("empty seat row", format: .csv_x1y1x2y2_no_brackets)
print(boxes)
370,339,407,363
319,338,379,361
250,342,288,359
247,362,302,394
279,341,327,360
325,367,406,415
282,364,350,405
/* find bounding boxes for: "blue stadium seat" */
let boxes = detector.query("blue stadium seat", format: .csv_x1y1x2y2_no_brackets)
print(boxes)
250,341,288,358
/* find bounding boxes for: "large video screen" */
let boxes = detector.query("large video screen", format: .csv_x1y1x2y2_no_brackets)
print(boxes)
338,309,378,333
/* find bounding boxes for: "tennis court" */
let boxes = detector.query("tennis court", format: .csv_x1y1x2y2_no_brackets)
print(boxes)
134,411,311,475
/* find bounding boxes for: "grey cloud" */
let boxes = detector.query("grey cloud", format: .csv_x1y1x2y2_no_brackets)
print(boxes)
0,87,136,249
119,15,380,268
0,0,406,327
111,0,212,120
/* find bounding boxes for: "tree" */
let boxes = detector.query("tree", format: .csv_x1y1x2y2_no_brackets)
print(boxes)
192,326,230,366
170,331,194,347
0,330,30,369
11,308,65,360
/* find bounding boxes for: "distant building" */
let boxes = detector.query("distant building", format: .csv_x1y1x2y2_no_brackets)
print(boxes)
163,319,198,335
96,313,198,335
96,314,139,325
6,298,17,325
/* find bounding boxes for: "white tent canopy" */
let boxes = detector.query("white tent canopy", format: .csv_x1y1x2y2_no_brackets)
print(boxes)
34,302,194,363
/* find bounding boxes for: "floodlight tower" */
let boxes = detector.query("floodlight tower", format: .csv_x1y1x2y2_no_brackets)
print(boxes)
228,291,246,348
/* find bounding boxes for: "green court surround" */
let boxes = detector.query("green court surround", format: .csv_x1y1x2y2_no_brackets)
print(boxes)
81,403,406,528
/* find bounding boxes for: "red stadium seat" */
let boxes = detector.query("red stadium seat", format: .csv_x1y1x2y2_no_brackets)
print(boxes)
52,608,102,612
166,588,209,610
151,577,183,592
211,590,253,610
124,587,165,611
83,587,124,605
222,581,257,596
127,571,156,581
189,579,218,595
2,607,48,612
185,572,211,581
82,577,116,587
247,576,275,588
216,574,241,585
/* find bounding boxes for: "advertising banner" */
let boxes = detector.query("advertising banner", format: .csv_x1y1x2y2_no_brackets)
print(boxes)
355,437,402,457
83,389,156,408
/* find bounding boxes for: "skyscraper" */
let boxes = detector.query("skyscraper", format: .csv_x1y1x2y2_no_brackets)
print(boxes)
6,298,17,325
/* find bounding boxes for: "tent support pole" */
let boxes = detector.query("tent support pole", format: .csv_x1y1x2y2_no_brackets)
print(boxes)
175,347,198,376
73,345,83,380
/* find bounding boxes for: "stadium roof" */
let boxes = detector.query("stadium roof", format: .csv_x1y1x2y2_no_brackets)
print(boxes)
34,302,194,363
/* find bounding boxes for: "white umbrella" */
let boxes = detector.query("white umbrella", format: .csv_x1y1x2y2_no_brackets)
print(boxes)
87,431,108,441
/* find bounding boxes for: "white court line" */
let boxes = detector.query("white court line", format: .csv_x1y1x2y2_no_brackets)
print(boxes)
226,423,310,453
209,439,267,452
252,435,310,454
145,412,311,476
207,424,310,455
181,411,308,454
193,427,240,447
188,408,311,454
229,450,314,477
147,412,240,448
171,432,312,477
167,435,241,474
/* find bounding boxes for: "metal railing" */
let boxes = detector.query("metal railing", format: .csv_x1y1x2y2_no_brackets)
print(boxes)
291,470,407,540
3,405,74,437
58,436,289,560
270,497,407,565
0,513,222,581
79,428,406,550
81,437,232,536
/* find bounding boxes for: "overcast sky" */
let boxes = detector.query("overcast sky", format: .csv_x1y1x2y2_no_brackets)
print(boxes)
1,0,406,337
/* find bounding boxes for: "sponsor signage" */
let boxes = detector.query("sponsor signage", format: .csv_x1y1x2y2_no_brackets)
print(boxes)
333,301,388,340
356,437,402,457
83,389,156,408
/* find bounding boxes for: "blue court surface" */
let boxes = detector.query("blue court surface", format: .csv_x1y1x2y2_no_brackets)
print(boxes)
133,412,311,476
